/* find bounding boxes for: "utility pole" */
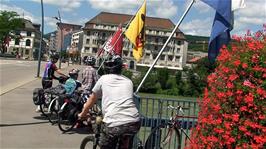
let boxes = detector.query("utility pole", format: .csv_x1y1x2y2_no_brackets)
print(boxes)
37,0,44,77
53,10,62,68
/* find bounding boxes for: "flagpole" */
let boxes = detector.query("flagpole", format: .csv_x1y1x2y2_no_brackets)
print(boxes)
135,0,195,94
96,0,146,73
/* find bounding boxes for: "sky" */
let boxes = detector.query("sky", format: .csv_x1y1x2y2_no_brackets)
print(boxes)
0,0,265,36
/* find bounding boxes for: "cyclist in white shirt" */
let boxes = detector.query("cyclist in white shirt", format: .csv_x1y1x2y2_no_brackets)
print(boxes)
78,55,140,149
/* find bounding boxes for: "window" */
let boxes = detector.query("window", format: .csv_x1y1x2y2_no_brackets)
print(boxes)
160,55,165,60
27,31,31,36
155,38,159,43
87,31,90,36
177,41,181,45
168,55,173,61
92,48,97,53
86,39,90,44
26,39,31,46
25,49,29,55
15,39,20,45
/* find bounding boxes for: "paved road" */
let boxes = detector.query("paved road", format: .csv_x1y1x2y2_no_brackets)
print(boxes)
0,59,69,95
0,62,90,149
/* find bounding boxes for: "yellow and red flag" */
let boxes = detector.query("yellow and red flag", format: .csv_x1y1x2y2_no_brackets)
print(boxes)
125,0,146,62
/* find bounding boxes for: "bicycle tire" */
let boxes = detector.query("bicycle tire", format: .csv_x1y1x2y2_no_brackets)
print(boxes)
144,124,181,149
58,103,76,132
80,136,99,149
40,92,53,117
47,98,59,124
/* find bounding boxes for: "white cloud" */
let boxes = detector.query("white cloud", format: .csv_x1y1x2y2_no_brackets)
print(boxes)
180,17,212,36
0,4,38,23
30,0,82,12
87,0,178,18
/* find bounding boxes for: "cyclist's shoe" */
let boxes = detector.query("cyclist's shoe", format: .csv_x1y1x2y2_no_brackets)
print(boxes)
35,106,41,113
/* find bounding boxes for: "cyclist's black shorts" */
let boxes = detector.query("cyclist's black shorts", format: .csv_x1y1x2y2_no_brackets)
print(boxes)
100,121,141,149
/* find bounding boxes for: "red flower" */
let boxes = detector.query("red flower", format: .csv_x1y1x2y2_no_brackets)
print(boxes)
242,63,248,69
232,114,239,122
243,80,255,88
244,93,254,103
233,60,241,66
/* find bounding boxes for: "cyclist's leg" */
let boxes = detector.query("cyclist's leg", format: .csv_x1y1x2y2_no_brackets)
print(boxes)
118,121,141,149
99,125,118,149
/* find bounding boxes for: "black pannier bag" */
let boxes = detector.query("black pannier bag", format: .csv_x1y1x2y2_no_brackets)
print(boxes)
33,88,44,105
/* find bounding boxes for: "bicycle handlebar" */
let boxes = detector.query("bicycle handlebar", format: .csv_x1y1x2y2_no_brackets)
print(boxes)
167,105,190,115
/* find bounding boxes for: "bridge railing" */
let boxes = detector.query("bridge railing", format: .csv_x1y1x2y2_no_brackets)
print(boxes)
133,95,199,149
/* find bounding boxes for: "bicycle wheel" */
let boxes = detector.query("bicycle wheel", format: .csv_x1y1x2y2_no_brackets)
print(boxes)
47,97,60,124
40,92,51,117
80,136,99,149
58,103,76,132
144,124,181,149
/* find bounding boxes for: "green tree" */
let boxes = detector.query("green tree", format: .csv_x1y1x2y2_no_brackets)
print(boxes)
0,11,23,53
157,68,169,89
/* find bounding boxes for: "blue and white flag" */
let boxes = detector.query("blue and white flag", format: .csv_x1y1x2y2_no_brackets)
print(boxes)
202,0,232,63
202,0,245,62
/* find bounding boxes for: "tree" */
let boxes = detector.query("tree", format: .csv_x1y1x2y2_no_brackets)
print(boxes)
157,68,169,89
0,11,23,53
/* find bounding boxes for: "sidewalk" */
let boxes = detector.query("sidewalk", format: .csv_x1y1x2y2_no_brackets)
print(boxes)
0,68,89,149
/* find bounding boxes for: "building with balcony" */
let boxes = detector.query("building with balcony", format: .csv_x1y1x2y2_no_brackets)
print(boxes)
7,19,41,60
82,12,187,70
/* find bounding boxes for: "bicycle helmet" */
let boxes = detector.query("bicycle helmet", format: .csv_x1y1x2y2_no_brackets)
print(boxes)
82,56,88,65
104,55,123,74
68,69,79,79
50,51,59,62
85,56,96,66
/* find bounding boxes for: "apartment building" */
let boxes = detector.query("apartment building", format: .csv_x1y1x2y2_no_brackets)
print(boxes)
55,23,82,52
7,19,41,60
82,12,187,70
67,30,83,53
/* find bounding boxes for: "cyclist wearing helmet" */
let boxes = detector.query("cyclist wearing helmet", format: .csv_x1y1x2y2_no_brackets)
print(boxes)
79,55,140,149
36,52,67,112
64,69,79,95
81,56,99,94
42,52,67,89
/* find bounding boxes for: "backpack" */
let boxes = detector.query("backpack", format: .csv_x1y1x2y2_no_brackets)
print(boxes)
33,88,44,105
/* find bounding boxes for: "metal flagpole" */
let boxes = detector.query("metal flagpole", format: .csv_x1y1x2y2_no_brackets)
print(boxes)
135,0,195,93
96,0,146,73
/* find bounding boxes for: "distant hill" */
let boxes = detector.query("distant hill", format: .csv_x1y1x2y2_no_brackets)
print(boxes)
185,35,209,52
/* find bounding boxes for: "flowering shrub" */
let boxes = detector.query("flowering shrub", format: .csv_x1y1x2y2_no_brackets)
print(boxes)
188,25,266,149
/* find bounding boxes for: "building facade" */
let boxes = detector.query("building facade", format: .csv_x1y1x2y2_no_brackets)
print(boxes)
7,19,41,60
82,12,188,70
56,23,82,52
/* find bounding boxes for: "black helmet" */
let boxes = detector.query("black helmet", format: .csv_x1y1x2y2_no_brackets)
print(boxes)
104,55,123,74
83,56,88,64
68,69,79,79
50,51,59,62
85,56,96,66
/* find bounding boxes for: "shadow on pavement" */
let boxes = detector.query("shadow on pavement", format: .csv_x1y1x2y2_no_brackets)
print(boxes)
0,121,49,127
32,115,50,120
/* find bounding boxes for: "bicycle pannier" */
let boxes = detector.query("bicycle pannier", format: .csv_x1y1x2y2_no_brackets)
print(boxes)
33,88,44,105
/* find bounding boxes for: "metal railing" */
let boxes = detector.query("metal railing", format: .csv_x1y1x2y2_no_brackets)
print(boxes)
133,95,198,149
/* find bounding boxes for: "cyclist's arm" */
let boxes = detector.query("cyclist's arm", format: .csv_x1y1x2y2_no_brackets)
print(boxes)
55,69,67,77
79,92,98,118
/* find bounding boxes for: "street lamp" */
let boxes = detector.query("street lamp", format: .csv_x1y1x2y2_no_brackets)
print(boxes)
53,10,63,69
